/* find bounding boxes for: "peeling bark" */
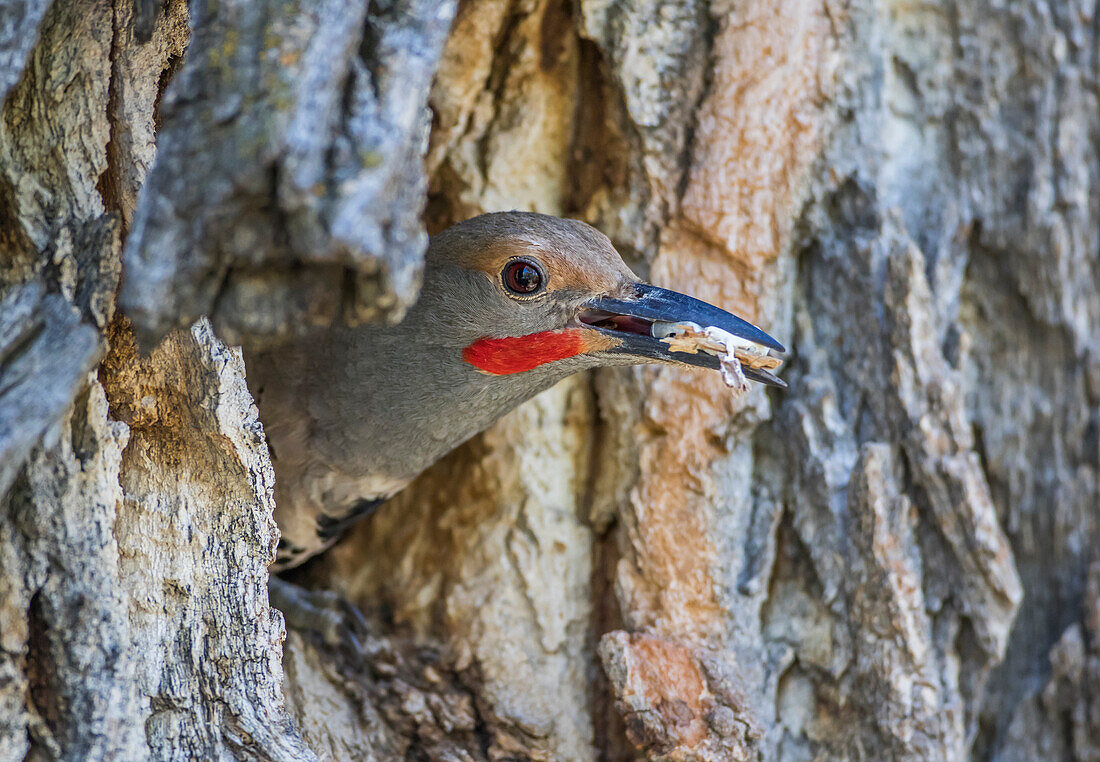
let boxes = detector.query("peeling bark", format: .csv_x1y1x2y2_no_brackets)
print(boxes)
1,0,1098,760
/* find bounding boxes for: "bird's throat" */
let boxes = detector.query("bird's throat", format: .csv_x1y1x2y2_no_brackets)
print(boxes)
462,330,589,374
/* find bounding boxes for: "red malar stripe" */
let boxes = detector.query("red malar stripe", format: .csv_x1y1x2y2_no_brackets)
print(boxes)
462,330,588,375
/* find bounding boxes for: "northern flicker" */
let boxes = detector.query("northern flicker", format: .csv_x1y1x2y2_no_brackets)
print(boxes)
246,212,785,569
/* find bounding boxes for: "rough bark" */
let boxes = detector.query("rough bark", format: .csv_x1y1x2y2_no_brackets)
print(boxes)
120,0,455,348
1,1,1098,762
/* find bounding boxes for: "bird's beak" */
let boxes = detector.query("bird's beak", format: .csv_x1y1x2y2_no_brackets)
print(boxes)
576,283,788,388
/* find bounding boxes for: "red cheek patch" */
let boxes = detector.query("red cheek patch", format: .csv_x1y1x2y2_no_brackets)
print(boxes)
462,330,589,375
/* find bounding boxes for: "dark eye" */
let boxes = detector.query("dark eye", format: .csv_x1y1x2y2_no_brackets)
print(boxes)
502,259,544,295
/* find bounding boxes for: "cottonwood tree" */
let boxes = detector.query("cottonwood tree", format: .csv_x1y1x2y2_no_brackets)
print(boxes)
1,0,1097,760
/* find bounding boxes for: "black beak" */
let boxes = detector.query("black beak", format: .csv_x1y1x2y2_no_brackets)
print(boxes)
578,283,787,388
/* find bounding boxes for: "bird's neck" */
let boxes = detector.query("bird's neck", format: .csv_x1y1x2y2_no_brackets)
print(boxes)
303,323,590,491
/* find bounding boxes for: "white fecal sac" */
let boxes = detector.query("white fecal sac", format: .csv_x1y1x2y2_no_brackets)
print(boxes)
650,320,756,394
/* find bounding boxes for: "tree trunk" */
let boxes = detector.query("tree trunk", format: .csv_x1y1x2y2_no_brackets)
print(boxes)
1,0,1097,760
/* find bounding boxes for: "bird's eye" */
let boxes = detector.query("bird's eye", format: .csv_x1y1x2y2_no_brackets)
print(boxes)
502,259,544,296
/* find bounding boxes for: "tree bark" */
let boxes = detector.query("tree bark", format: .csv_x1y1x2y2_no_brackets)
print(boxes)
1,0,1097,760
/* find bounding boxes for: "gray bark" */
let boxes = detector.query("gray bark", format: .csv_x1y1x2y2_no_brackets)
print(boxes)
120,0,455,348
1,0,1097,761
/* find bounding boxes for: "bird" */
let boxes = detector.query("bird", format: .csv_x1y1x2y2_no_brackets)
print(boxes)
245,211,785,571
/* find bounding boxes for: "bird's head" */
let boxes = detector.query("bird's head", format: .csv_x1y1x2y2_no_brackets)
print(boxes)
411,211,786,388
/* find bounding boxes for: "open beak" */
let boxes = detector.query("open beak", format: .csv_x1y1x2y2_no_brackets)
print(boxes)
576,283,788,388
